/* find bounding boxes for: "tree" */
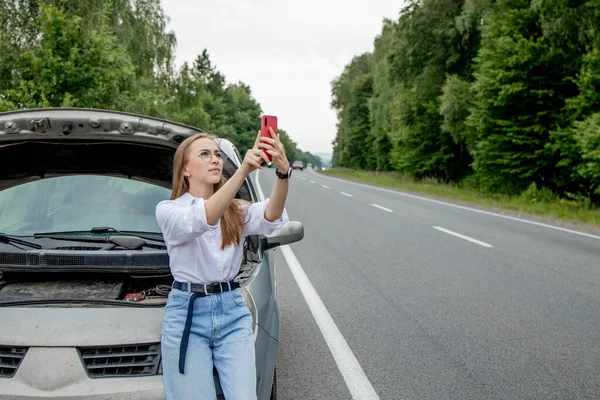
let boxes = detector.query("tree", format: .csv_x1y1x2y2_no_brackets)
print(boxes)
439,75,475,173
387,0,472,181
338,73,374,170
468,0,587,193
0,1,310,157
329,0,600,204
573,113,600,197
0,2,135,110
330,53,373,168
370,19,396,171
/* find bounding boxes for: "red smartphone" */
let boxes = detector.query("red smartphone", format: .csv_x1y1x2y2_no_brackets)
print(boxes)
260,115,277,162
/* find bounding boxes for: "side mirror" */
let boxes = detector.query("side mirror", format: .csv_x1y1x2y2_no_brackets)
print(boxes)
260,221,304,251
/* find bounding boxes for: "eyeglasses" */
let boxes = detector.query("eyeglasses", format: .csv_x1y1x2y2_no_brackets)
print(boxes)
197,150,224,163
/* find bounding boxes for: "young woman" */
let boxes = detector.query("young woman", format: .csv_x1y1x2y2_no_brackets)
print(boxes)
155,128,292,399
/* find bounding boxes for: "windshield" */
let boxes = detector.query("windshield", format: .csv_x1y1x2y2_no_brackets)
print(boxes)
0,175,171,236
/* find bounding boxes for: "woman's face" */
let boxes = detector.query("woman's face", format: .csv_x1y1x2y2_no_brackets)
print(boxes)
183,137,224,187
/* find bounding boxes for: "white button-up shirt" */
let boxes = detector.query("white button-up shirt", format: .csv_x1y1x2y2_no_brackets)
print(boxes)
155,192,289,284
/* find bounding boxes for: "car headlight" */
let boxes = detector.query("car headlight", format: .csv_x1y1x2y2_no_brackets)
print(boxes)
239,287,258,338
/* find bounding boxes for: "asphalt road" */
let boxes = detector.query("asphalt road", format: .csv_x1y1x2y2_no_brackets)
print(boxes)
256,167,600,400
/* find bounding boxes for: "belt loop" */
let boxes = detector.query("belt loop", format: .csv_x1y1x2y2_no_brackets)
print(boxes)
187,282,191,293
203,284,208,295
219,282,223,292
227,281,231,291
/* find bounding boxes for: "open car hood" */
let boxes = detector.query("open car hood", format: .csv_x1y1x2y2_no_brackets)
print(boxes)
0,108,252,199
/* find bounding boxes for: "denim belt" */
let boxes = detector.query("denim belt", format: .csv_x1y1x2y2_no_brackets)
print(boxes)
172,280,240,374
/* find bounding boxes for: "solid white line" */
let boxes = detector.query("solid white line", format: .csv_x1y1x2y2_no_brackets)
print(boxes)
340,192,353,198
321,184,330,189
280,246,381,400
371,204,393,213
255,170,382,400
320,174,600,241
433,226,494,248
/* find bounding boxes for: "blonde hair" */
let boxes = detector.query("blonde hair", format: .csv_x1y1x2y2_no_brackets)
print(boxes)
170,133,244,249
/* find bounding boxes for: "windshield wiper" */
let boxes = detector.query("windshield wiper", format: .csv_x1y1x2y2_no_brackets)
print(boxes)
91,227,165,242
0,233,42,249
34,227,165,243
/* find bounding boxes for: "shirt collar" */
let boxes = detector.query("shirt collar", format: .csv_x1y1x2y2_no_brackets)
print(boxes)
176,192,205,206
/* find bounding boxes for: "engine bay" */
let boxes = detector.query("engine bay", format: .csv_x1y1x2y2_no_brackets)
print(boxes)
0,258,260,306
0,271,173,305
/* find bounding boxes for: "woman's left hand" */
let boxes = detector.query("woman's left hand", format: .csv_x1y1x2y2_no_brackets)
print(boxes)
258,127,290,173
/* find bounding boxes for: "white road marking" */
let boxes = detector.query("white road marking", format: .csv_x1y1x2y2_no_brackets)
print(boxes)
280,246,381,400
255,170,382,400
310,180,316,184
321,184,330,189
320,173,600,241
340,192,353,197
433,226,494,248
371,204,393,213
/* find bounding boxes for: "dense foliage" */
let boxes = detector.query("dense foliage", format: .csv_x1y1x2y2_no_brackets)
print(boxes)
0,0,321,167
331,0,600,203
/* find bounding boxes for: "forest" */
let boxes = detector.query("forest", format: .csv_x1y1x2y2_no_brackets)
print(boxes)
0,0,322,167
331,0,600,205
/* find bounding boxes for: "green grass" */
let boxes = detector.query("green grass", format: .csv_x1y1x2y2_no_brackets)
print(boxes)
319,169,600,228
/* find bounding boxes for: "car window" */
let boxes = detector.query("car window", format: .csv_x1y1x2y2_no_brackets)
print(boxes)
0,175,171,235
0,189,29,229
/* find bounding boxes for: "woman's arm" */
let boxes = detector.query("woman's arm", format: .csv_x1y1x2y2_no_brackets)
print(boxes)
259,127,291,222
156,200,219,246
265,174,288,222
236,198,289,236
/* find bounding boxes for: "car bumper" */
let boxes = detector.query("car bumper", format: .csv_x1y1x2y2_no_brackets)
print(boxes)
0,348,165,400
0,280,278,399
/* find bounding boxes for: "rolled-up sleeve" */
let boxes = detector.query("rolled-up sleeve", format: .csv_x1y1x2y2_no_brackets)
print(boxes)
155,199,219,246
244,198,289,236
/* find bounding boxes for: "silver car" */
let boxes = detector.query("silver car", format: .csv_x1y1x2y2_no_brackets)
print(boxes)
0,108,303,399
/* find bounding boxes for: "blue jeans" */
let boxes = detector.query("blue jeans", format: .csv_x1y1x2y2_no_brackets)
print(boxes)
161,287,256,400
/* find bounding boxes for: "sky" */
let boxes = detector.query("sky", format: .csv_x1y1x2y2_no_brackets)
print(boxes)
160,0,402,155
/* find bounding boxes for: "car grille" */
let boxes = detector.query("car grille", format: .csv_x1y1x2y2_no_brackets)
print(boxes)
29,254,85,266
0,253,26,266
0,253,85,266
78,343,161,378
0,346,28,378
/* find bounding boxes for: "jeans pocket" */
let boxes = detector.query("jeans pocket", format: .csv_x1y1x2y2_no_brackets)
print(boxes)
165,290,191,311
232,290,248,308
